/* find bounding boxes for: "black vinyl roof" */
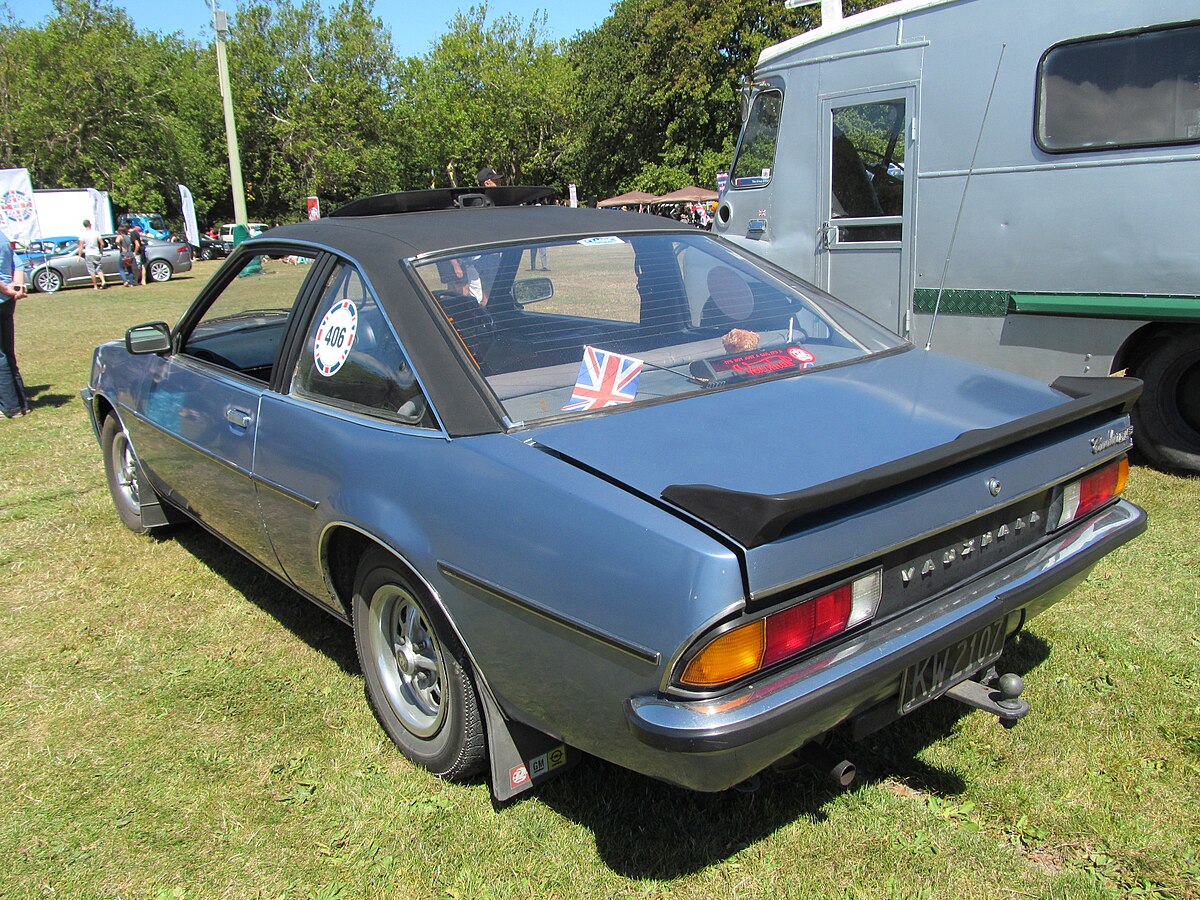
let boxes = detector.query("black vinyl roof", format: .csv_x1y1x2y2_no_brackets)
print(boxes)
262,196,687,259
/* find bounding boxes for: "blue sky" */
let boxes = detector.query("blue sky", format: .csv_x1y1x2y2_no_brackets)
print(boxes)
17,1,617,57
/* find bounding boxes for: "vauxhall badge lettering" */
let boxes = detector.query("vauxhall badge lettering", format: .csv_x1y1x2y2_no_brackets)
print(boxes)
901,510,1042,586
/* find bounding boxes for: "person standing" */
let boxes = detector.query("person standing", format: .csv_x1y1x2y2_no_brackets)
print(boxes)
79,219,105,290
116,224,135,287
131,226,149,285
0,226,30,418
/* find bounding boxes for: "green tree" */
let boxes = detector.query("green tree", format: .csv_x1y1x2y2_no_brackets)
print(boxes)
227,0,411,220
0,0,225,223
406,4,574,189
565,0,893,198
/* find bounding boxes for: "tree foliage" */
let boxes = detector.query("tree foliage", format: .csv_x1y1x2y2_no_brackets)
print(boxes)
0,0,226,219
566,0,820,198
0,0,895,224
406,5,574,189
228,0,414,218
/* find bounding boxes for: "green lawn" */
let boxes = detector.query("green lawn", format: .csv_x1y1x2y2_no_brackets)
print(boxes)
1,267,1197,899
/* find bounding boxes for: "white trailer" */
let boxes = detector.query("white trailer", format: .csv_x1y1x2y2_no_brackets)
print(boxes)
715,0,1200,470
33,189,113,239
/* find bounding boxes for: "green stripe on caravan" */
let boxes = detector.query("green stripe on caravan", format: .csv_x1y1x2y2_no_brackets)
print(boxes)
913,290,1200,321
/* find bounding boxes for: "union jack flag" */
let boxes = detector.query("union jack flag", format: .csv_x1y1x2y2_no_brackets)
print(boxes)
563,346,644,411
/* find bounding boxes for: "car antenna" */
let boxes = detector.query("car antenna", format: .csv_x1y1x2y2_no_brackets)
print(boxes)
925,44,1006,352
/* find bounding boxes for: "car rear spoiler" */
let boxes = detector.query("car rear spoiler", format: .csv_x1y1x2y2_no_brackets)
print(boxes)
661,376,1142,549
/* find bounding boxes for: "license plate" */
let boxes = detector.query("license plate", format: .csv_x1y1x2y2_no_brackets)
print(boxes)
899,615,1009,714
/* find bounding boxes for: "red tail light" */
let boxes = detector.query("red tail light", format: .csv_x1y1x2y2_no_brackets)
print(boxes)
1052,457,1128,530
679,569,881,689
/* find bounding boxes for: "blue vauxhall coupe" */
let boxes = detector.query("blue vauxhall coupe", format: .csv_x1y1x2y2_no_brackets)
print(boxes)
83,187,1146,801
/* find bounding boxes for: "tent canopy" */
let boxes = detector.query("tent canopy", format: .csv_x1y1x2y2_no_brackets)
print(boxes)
652,186,719,204
597,190,660,208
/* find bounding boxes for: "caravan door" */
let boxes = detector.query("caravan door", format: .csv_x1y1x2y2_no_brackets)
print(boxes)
818,87,915,335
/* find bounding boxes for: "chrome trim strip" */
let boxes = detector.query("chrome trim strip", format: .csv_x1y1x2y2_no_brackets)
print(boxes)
250,472,319,509
438,562,661,665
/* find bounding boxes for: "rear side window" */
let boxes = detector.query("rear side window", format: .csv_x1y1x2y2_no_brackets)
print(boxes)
731,90,783,188
1037,22,1200,152
292,262,436,428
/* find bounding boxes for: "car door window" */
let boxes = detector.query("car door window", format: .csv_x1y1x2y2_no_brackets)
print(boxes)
179,252,316,382
291,262,435,428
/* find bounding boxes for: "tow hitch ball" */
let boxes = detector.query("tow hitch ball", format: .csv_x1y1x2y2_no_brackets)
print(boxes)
945,672,1030,728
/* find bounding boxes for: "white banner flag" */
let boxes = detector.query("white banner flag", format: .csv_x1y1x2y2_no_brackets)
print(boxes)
86,188,113,233
0,168,38,244
178,184,199,248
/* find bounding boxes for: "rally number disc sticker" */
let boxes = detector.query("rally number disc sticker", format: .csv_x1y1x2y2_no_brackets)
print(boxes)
788,346,816,367
314,299,358,377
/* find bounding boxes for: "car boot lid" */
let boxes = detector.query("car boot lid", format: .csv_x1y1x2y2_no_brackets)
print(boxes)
525,351,1141,550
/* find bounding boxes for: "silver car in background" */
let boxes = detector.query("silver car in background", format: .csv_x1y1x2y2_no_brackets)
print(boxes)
22,235,194,293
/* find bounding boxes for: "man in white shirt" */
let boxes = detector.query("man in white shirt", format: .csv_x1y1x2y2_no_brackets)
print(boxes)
78,219,105,290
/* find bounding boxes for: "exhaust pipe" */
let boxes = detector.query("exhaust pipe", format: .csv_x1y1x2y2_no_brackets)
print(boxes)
798,742,856,787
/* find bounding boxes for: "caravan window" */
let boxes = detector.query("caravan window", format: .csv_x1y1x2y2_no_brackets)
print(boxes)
731,90,782,188
1037,22,1200,153
829,99,905,242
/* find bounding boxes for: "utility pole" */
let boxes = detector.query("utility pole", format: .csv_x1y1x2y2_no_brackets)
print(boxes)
212,2,248,226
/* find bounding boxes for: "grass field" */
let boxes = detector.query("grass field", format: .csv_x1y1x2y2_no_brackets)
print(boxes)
1,265,1198,899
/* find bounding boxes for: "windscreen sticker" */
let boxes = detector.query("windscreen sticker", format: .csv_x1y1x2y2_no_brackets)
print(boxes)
788,346,816,368
701,345,815,380
563,345,643,411
577,236,625,246
314,298,358,377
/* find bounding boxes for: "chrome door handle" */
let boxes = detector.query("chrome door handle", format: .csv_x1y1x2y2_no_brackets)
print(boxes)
225,407,252,429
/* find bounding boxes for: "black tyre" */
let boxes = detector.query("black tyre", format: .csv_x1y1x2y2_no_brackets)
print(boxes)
197,246,212,261
148,259,173,283
101,414,152,534
352,548,486,780
1131,331,1200,473
33,268,62,294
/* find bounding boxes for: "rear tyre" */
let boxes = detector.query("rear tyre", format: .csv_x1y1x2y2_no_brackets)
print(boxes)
34,268,62,293
101,414,152,534
1130,331,1200,473
148,260,173,283
352,548,486,780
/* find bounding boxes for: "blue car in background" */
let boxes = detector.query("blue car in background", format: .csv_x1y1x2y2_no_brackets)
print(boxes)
82,187,1146,802
116,213,171,240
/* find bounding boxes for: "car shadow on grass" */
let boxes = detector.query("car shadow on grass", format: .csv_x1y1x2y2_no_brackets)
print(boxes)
171,524,359,676
534,629,1051,878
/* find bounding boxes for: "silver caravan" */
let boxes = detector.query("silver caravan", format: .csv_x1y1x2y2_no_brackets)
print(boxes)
714,0,1200,471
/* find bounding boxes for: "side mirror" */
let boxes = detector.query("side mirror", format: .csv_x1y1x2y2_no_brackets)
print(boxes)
126,321,172,355
513,276,554,306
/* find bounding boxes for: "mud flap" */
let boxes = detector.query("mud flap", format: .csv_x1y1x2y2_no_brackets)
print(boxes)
476,680,579,802
136,460,183,528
